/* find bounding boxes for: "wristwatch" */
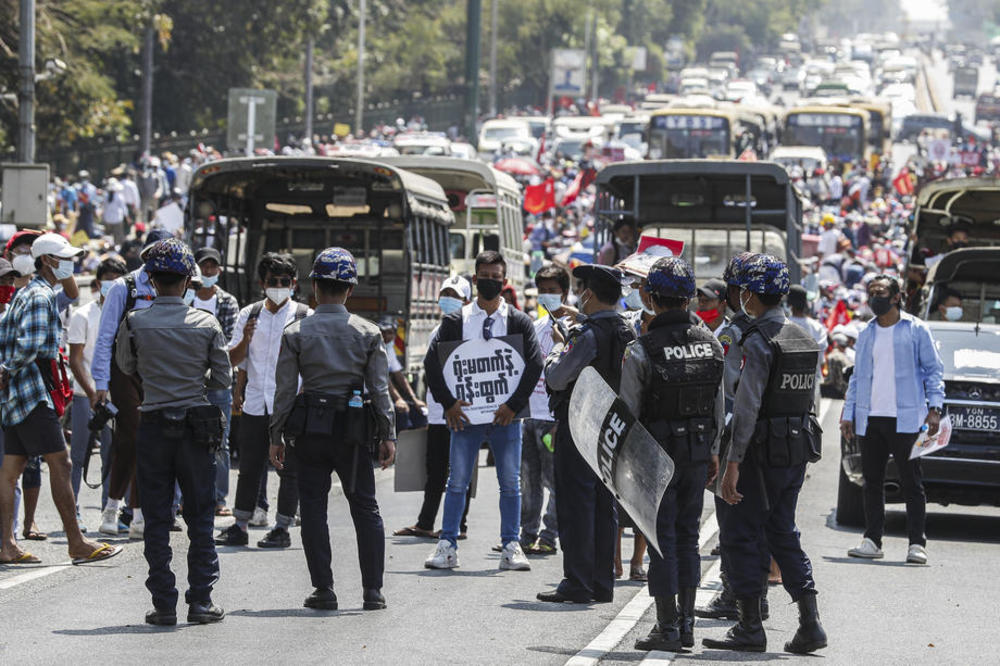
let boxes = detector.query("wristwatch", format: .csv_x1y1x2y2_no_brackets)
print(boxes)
928,406,942,415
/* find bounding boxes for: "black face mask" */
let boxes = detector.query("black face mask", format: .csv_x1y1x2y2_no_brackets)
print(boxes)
476,278,503,301
870,295,894,316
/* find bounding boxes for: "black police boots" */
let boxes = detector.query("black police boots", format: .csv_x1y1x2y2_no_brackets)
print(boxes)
304,587,339,610
187,601,225,624
677,587,697,648
784,593,828,654
363,588,387,611
702,596,766,653
760,572,770,621
635,595,683,652
695,569,737,619
145,608,177,626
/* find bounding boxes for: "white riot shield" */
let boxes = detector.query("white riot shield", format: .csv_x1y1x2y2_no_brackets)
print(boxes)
568,366,674,555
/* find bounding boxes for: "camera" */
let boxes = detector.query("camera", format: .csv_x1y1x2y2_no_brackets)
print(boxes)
89,401,119,431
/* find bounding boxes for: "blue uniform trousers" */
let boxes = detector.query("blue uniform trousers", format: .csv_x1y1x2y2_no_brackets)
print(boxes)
136,412,220,611
648,461,707,597
553,418,618,600
719,451,815,601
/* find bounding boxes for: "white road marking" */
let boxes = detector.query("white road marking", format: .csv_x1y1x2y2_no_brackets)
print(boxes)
640,651,677,664
564,510,718,666
0,564,71,590
819,397,834,424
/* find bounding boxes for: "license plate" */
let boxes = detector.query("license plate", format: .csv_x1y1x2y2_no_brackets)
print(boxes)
949,406,1000,432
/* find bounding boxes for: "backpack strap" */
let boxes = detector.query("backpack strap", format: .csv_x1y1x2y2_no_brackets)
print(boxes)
248,300,264,321
293,302,309,322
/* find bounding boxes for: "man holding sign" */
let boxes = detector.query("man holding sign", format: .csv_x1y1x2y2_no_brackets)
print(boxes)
423,251,543,571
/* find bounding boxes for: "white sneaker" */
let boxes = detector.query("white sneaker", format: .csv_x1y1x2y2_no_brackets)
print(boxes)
847,537,884,559
424,540,459,569
499,541,531,571
249,507,268,527
906,544,928,564
99,508,119,535
129,517,145,540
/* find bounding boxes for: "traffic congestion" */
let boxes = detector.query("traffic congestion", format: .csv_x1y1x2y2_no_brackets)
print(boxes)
1,6,999,665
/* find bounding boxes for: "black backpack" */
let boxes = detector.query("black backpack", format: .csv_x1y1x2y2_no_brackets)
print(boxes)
248,299,309,324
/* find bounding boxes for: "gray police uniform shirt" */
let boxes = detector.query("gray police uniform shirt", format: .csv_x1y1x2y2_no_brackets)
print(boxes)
544,310,621,391
726,307,785,465
270,303,395,447
717,312,752,416
619,333,725,456
115,296,232,411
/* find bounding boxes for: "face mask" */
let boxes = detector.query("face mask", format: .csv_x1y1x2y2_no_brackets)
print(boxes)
11,254,34,276
944,306,963,321
99,280,113,298
183,288,195,305
579,289,593,314
869,295,893,316
476,278,503,301
438,296,463,314
201,274,219,289
52,258,75,280
0,285,14,304
537,293,563,313
740,289,756,320
696,308,720,323
266,287,291,306
623,288,644,311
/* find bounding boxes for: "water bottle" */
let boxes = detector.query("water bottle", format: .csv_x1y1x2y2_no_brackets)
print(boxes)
348,390,363,409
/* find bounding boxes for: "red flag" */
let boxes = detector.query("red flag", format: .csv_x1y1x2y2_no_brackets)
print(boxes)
523,178,556,214
637,235,685,257
892,168,914,196
738,148,758,161
825,300,850,332
559,167,596,207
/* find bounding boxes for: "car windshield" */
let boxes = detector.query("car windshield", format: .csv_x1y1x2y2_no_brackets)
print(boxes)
485,126,526,140
932,327,1000,378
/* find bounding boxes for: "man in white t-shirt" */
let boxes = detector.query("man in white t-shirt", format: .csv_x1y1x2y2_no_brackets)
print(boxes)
816,216,841,259
67,257,127,529
152,193,184,236
378,318,426,432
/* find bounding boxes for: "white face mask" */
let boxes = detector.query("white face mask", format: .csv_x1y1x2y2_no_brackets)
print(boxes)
623,288,643,311
52,258,75,280
944,306,963,321
11,254,34,276
537,293,563,314
266,287,291,306
201,273,219,289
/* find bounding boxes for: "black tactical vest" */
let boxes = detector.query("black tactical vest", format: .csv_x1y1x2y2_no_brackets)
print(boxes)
639,314,724,463
552,314,635,416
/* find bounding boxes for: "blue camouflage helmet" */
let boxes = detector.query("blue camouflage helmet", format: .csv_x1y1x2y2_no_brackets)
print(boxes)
644,256,696,298
739,253,790,296
722,251,759,286
143,238,196,276
310,247,358,284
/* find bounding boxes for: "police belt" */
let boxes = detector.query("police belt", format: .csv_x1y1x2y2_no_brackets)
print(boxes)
646,417,715,465
143,404,225,450
283,391,373,448
752,414,821,467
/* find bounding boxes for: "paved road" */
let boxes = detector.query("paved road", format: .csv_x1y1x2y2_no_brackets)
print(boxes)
2,397,997,664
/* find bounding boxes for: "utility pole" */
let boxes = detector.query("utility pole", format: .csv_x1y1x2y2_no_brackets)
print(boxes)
355,0,366,136
17,0,36,163
488,0,498,118
590,12,599,102
464,0,482,142
304,37,314,144
583,9,592,104
140,23,154,157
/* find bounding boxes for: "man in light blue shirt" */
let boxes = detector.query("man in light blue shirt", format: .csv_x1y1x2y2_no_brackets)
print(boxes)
841,274,944,565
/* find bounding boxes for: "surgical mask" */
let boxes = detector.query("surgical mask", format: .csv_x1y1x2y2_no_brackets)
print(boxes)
623,288,643,311
476,278,503,301
201,273,219,288
438,296,463,314
266,287,291,306
11,254,34,276
740,289,756,320
537,293,563,314
183,288,195,305
696,308,720,323
0,285,14,304
99,280,113,298
52,259,75,280
869,295,893,316
944,306,963,321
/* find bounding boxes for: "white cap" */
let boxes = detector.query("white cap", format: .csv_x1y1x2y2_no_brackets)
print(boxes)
440,275,472,301
843,323,860,340
30,233,84,260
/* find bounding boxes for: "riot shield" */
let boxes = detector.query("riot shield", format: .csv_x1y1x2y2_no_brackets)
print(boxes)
568,366,674,555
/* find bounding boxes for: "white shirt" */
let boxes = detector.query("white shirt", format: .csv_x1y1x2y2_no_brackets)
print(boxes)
229,300,313,416
384,340,403,373
529,315,560,420
461,299,509,341
67,300,102,395
425,324,445,425
869,322,898,417
790,313,828,390
818,228,840,256
829,175,843,200
103,195,128,224
153,201,184,235
193,294,218,314
121,179,140,209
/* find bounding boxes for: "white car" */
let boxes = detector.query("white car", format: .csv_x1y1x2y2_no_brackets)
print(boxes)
477,119,531,155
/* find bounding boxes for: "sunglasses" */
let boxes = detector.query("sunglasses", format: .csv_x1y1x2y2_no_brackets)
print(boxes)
264,277,293,287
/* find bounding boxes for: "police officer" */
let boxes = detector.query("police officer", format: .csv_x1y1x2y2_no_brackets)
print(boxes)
269,247,396,612
536,264,636,604
619,256,724,651
704,254,827,655
115,239,232,626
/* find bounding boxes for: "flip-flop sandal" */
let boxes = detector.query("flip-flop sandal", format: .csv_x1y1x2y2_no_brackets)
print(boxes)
0,551,41,564
393,526,436,538
22,530,47,541
215,507,233,517
72,543,123,566
630,568,648,582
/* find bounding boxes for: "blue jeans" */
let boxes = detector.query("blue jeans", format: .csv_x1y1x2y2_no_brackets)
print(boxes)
70,395,112,510
206,389,233,507
441,422,522,548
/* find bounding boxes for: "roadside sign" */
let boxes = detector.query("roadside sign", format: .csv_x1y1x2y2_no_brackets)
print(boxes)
227,88,277,155
1,163,50,228
552,49,586,96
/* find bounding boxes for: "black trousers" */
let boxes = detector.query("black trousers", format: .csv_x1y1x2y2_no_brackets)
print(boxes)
233,413,298,520
294,433,385,591
861,416,927,548
648,462,707,597
416,424,471,533
136,412,219,610
553,418,617,600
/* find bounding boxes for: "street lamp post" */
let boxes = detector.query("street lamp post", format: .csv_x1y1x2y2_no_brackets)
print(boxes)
304,37,314,144
17,0,36,163
355,0,366,136
464,0,482,141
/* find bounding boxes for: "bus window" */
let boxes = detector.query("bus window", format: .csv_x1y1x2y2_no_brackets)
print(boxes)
449,232,465,260
649,115,731,159
691,228,730,278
